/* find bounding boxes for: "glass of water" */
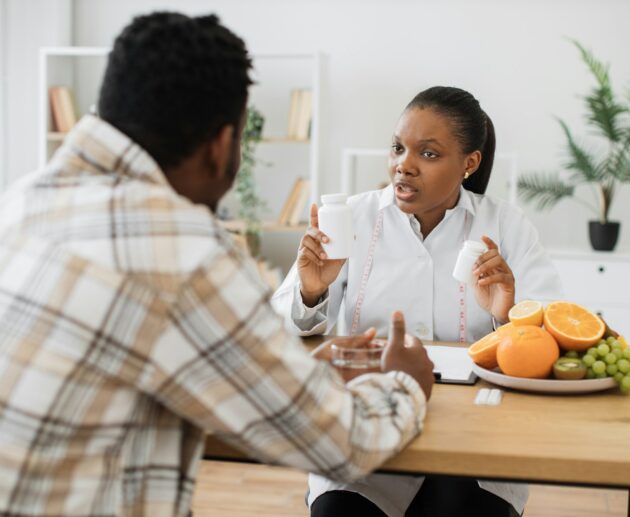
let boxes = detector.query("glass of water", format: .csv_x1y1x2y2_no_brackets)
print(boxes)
331,339,385,382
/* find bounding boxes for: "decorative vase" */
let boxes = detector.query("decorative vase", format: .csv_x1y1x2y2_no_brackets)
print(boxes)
588,221,620,251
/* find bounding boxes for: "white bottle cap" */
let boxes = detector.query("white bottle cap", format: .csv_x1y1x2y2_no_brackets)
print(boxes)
321,193,348,205
462,240,486,255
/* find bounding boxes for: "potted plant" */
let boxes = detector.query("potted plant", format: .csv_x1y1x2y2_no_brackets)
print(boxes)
235,106,266,256
518,41,630,251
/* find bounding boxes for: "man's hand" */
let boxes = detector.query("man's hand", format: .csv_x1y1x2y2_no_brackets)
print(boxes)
311,327,377,363
381,311,434,400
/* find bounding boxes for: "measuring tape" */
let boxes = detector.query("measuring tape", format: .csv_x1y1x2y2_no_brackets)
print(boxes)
350,208,472,344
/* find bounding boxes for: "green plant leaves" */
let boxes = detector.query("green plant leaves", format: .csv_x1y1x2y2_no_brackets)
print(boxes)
557,118,600,182
517,173,575,210
518,40,630,223
572,40,628,143
235,106,267,235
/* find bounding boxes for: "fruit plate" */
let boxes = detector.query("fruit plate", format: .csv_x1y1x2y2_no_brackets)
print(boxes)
471,363,617,394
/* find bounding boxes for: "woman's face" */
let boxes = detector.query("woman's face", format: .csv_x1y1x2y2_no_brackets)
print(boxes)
388,107,480,218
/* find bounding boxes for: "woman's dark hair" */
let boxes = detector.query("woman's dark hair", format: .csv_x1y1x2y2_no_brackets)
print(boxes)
405,86,495,194
98,12,253,169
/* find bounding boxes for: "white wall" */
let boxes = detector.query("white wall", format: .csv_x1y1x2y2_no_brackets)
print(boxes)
2,0,72,185
6,0,630,253
0,0,6,188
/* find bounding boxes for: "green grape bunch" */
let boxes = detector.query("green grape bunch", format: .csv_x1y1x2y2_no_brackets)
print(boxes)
570,336,630,393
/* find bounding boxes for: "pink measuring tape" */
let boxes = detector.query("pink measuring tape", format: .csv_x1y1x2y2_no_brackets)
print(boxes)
350,209,472,343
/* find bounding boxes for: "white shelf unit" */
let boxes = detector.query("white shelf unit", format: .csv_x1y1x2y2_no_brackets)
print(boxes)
38,47,322,213
38,46,110,169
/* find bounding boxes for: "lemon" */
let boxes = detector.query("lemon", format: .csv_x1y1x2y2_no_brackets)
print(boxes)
508,300,544,327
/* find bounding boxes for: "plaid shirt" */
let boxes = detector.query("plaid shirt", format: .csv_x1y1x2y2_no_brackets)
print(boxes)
0,115,426,516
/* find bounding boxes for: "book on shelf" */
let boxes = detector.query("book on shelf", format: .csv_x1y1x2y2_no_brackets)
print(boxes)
49,86,78,133
288,178,310,226
277,177,302,225
277,177,310,226
286,88,312,140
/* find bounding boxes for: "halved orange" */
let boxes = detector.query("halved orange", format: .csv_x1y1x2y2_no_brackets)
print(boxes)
496,322,515,336
543,301,605,351
468,331,502,369
508,300,544,327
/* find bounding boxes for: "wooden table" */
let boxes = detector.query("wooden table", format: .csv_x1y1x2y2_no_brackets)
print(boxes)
204,337,630,514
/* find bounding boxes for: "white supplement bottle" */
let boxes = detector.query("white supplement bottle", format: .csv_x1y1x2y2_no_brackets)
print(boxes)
452,240,487,284
318,193,353,259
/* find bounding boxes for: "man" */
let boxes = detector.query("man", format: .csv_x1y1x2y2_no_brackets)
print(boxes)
0,12,434,516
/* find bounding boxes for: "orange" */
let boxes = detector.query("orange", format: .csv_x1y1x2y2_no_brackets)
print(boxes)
543,301,605,351
508,300,544,327
496,322,515,336
496,325,560,379
468,331,502,369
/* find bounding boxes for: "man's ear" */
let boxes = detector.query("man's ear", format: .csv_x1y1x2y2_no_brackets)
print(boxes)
205,124,235,180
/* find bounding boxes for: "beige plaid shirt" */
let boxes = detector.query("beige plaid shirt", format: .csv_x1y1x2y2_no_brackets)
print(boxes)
0,115,426,516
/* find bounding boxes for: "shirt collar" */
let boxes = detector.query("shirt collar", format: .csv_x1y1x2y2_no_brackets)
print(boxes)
378,183,477,217
57,114,169,186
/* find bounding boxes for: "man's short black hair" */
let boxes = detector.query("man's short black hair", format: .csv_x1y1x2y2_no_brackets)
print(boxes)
98,12,253,169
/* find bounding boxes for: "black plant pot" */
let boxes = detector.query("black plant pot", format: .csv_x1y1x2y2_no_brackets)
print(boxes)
588,221,620,251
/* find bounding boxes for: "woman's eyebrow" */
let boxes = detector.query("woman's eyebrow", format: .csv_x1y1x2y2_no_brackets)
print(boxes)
415,138,443,148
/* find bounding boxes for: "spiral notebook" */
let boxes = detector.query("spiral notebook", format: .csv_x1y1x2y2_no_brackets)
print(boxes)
425,345,478,385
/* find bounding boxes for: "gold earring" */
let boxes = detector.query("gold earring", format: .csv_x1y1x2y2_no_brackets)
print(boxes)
464,171,470,179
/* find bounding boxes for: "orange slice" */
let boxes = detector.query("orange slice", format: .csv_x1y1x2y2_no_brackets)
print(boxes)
508,300,544,327
543,301,605,351
468,331,502,369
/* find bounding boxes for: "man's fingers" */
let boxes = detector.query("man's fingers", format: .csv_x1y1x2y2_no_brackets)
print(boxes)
387,311,406,348
404,334,424,349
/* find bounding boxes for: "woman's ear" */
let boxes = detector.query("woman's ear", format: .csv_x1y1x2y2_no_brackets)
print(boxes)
205,124,235,180
464,150,482,177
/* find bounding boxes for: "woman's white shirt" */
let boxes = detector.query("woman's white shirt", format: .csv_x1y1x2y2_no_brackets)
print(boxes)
271,185,563,516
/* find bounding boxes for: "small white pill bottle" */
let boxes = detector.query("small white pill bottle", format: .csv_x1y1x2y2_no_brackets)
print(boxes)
452,240,487,284
318,193,354,259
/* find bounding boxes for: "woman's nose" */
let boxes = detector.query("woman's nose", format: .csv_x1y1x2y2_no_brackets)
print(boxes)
395,153,418,176
396,162,419,177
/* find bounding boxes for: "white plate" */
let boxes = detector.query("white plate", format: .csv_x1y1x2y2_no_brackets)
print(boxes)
471,363,617,394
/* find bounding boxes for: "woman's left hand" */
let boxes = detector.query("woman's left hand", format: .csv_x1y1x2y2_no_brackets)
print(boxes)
472,235,515,323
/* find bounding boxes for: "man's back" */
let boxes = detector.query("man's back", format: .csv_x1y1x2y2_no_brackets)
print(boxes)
0,116,229,515
0,116,428,516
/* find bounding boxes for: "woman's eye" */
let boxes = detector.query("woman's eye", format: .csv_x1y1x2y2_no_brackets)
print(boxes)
422,151,438,159
391,144,403,152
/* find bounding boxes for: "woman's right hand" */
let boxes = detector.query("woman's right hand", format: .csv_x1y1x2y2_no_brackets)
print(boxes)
298,203,346,307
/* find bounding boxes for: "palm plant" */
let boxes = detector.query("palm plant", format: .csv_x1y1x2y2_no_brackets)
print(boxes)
518,41,630,227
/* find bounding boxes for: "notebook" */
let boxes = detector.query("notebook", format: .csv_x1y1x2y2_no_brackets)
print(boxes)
425,345,478,385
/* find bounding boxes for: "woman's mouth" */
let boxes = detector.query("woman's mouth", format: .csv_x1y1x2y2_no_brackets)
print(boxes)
395,182,418,202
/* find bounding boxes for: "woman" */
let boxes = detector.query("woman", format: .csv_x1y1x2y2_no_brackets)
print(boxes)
272,86,562,517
